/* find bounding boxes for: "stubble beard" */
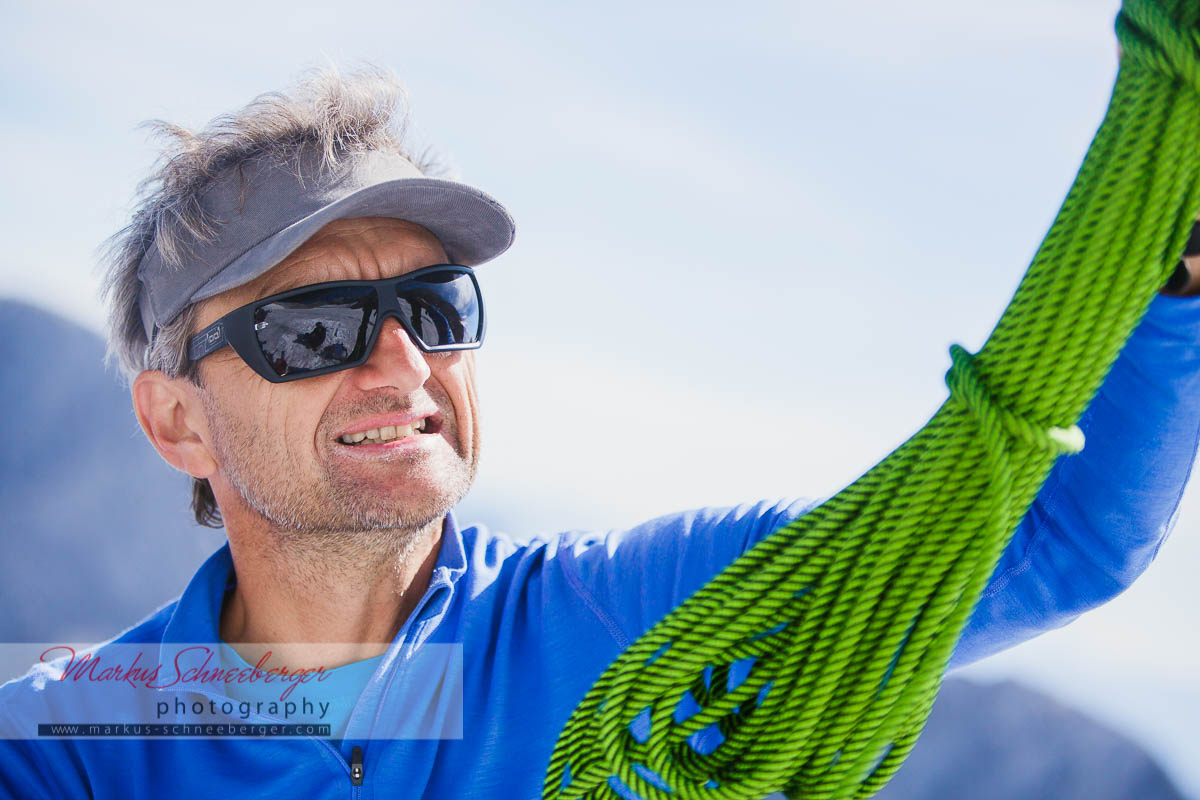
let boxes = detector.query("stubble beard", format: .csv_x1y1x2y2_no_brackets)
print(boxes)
199,387,477,552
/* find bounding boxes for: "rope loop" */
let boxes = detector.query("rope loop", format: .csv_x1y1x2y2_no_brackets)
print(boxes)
944,344,1084,457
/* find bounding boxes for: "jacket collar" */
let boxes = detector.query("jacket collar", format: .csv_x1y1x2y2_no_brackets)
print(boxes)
160,510,468,647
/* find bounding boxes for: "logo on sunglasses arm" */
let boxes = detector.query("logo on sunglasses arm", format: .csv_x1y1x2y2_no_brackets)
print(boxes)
186,323,229,363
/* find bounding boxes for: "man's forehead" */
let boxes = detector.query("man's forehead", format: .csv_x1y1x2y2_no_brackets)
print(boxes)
199,217,448,321
258,218,445,287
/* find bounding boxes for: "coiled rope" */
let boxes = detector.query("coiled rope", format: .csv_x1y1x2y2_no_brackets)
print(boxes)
543,2,1200,798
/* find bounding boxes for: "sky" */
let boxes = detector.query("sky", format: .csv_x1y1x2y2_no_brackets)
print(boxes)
5,0,1199,795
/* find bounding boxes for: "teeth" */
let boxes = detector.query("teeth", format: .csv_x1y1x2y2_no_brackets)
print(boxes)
339,419,426,445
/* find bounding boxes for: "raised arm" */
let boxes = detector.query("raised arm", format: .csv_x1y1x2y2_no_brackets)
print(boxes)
951,288,1200,667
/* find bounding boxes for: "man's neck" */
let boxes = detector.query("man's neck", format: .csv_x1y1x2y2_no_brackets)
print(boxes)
217,516,444,670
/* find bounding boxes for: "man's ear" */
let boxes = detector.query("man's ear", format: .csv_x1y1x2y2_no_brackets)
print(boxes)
131,371,218,480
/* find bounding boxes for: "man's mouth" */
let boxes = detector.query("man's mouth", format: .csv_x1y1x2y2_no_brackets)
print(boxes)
337,417,437,446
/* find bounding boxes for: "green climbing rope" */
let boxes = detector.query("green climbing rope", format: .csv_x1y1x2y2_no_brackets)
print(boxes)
543,2,1200,798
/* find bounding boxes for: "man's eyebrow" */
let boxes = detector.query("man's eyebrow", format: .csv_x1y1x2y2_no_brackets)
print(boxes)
257,280,303,297
255,259,363,298
255,275,326,299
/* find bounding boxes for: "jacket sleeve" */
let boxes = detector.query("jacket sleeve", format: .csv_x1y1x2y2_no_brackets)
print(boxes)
948,292,1200,668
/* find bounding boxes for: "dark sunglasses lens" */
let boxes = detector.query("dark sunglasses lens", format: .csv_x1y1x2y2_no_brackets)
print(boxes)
254,287,377,377
396,270,482,347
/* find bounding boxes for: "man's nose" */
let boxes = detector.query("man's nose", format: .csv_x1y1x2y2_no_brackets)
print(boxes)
350,316,432,392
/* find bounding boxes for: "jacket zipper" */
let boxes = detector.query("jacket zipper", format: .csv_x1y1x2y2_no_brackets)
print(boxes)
350,745,365,786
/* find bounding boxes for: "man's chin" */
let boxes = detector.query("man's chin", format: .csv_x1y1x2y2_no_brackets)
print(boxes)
329,473,472,531
281,501,448,535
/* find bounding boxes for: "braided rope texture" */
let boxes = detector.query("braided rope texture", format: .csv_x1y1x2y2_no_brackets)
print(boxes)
542,2,1200,798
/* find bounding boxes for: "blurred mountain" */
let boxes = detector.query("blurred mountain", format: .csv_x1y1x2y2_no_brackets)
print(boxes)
874,678,1189,800
0,299,1191,799
0,299,220,642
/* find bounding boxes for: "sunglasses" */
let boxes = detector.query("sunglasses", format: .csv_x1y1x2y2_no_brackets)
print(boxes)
187,265,485,383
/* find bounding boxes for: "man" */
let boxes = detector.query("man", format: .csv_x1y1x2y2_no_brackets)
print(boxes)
2,67,1200,798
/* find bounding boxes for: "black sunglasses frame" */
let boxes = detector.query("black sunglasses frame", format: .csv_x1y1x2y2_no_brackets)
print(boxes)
187,264,485,384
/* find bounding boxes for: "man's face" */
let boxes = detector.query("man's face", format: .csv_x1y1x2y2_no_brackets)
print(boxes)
189,217,480,534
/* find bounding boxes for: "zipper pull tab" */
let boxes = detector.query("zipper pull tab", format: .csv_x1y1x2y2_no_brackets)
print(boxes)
350,746,365,786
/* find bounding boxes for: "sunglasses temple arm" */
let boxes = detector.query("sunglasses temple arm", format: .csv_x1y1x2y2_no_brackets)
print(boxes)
187,320,230,362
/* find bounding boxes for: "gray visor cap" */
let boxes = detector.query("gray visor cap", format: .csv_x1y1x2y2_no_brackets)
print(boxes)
136,147,516,340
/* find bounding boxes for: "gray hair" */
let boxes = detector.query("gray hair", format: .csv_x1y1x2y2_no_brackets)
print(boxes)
99,64,445,527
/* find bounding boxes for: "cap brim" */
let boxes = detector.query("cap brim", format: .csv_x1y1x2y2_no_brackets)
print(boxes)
190,177,515,306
